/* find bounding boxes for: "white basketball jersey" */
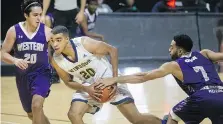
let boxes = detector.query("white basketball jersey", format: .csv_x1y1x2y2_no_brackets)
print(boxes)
53,37,112,84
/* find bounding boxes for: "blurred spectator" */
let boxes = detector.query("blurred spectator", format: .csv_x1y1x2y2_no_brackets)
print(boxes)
76,0,104,41
41,0,86,38
204,0,220,12
152,0,176,12
181,0,208,12
116,0,139,12
97,0,113,14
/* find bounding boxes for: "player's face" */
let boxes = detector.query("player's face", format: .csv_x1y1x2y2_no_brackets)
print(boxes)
50,33,69,55
88,1,99,13
169,40,180,60
25,6,42,28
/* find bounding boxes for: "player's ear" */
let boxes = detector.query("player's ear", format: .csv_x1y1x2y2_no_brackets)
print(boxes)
24,13,28,19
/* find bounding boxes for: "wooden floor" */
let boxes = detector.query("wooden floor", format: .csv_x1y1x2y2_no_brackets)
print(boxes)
2,74,222,124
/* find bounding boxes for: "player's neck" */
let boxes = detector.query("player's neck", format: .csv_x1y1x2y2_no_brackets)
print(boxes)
62,43,75,58
23,21,37,33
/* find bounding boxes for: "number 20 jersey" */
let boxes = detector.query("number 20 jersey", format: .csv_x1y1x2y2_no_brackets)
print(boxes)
14,22,50,75
53,37,112,84
175,51,223,95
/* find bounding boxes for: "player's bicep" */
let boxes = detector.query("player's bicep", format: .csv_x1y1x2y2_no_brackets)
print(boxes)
1,26,16,53
82,36,113,55
51,59,71,83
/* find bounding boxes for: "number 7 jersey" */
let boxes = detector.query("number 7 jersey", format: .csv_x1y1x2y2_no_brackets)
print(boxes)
175,51,223,95
53,37,112,84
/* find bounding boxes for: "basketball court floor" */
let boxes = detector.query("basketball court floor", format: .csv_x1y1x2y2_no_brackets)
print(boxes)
1,61,222,124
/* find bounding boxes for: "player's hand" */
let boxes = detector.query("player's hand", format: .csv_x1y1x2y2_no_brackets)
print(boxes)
95,78,117,90
75,11,84,24
108,84,117,99
84,83,103,101
13,58,29,70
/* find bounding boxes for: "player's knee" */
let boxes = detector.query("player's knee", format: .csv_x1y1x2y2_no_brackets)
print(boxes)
31,101,43,112
67,110,83,120
27,113,33,120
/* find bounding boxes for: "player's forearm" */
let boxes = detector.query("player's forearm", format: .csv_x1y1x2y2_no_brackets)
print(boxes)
42,0,51,15
1,51,15,64
80,0,86,13
109,47,118,77
66,81,88,91
114,75,146,84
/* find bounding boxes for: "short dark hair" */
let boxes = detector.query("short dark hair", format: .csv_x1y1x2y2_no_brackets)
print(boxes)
51,25,69,37
21,0,42,15
173,34,193,52
87,0,98,4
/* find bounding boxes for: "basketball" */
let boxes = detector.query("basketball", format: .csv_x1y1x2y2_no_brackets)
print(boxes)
95,85,117,103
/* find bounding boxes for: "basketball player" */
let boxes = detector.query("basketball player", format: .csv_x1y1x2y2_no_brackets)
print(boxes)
96,34,223,124
1,0,52,124
49,26,162,124
76,0,104,41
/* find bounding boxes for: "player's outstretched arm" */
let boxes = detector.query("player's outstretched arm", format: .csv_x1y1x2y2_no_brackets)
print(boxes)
96,62,174,88
82,37,118,77
200,49,223,62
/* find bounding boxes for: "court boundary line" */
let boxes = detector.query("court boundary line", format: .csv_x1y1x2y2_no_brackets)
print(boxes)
1,113,70,122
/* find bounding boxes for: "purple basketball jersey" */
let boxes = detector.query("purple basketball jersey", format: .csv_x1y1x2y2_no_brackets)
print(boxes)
175,51,223,95
14,22,50,75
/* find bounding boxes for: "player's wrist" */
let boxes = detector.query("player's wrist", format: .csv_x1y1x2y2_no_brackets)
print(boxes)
82,83,89,92
12,57,17,65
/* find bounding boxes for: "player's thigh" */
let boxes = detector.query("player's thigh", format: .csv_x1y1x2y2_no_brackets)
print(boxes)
171,97,205,123
117,102,141,120
68,101,92,117
16,76,32,113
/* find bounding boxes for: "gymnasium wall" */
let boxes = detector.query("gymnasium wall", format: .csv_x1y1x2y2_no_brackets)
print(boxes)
93,13,223,60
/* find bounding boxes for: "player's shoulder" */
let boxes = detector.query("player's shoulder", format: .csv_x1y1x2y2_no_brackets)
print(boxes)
163,61,179,68
6,25,16,37
70,37,83,45
199,49,212,59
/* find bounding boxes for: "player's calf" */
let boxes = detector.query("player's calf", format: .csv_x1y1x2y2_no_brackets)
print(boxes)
67,110,85,124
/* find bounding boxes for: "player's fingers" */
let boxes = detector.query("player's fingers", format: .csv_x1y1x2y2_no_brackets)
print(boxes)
24,60,30,64
109,86,117,98
92,95,101,101
94,92,103,97
21,61,28,69
94,90,103,94
95,83,105,89
18,63,26,70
